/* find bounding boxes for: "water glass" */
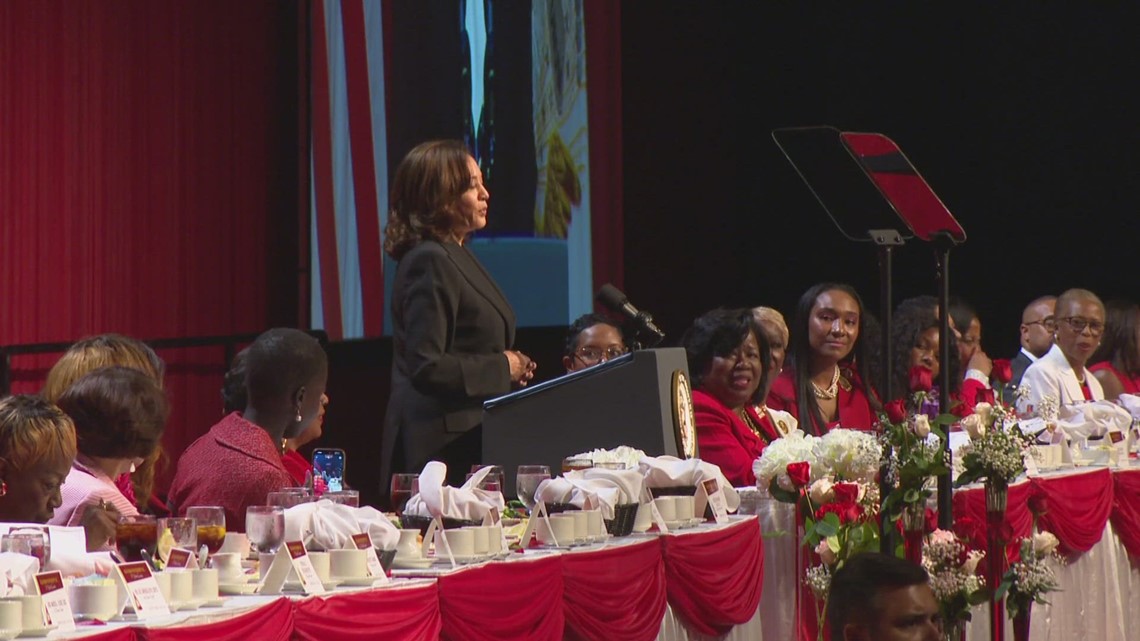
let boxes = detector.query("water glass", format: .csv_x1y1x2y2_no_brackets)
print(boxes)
0,529,49,570
185,506,226,554
157,517,198,557
389,473,419,517
516,465,551,510
469,465,505,493
323,490,360,507
245,505,285,554
267,488,313,509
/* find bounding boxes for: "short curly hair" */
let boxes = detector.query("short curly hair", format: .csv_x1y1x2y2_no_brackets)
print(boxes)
0,395,77,473
681,308,771,394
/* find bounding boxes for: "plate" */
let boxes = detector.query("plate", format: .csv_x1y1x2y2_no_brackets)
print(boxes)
17,626,56,639
200,597,228,607
334,576,379,587
219,582,260,595
177,599,206,611
391,557,433,570
284,579,343,591
432,553,488,564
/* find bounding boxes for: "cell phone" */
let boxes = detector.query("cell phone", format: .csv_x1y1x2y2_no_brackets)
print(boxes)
311,448,346,493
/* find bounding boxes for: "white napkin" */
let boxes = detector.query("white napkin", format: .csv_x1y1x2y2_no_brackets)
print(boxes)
638,455,741,511
45,552,117,579
283,500,400,551
1055,400,1132,441
533,469,642,519
1116,394,1140,419
402,461,506,522
0,552,38,597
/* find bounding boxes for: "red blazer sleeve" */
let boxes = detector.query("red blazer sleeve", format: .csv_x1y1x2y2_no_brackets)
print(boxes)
692,390,764,486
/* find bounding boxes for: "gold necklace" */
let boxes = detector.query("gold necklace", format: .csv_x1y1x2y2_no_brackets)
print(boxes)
811,366,840,400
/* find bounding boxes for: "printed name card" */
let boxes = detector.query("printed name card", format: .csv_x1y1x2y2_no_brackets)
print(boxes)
351,533,389,584
286,541,326,594
116,562,170,619
165,548,196,570
701,478,730,524
517,502,549,550
34,571,76,631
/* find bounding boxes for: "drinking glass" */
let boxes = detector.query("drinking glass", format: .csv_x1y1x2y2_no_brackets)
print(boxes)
116,514,158,563
267,488,313,509
157,517,198,558
1,530,49,570
323,490,360,507
245,506,285,554
185,506,226,554
469,465,505,493
594,461,626,470
561,457,593,474
389,474,419,517
516,465,551,511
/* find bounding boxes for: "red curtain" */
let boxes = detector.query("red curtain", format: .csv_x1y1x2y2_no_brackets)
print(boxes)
291,583,442,641
0,1,302,491
662,518,765,637
584,0,623,293
438,555,565,641
562,538,666,641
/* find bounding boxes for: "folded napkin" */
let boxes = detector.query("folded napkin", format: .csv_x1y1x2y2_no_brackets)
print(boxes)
402,461,505,522
638,455,741,511
1055,400,1131,441
284,500,400,551
534,469,643,519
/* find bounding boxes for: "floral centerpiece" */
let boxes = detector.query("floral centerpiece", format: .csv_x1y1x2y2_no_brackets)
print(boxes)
923,529,988,639
754,428,882,639
998,532,1062,641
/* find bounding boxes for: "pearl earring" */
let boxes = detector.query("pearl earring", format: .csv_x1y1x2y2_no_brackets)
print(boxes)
296,411,302,422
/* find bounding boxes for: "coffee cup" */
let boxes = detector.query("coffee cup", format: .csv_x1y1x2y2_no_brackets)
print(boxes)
464,526,490,555
536,514,575,546
675,495,696,521
169,570,193,605
487,525,503,553
209,552,243,581
586,509,605,538
633,503,653,533
219,532,250,557
396,529,421,558
69,583,119,621
0,600,21,633
191,568,219,601
329,549,368,578
153,572,173,605
568,511,588,542
308,550,332,582
653,497,677,521
434,528,475,557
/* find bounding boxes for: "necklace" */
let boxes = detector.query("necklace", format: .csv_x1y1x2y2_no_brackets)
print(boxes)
737,407,773,444
811,366,841,400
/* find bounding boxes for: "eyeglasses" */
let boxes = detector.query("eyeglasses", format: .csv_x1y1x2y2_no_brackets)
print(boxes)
1024,317,1057,332
1057,316,1104,335
573,346,627,365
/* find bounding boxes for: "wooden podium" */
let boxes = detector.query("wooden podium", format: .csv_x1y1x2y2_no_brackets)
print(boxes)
482,347,696,495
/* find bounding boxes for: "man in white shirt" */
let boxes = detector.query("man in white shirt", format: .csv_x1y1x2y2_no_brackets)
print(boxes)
1003,295,1056,404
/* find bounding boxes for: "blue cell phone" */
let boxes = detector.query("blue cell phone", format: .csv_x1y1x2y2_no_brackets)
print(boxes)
311,448,346,493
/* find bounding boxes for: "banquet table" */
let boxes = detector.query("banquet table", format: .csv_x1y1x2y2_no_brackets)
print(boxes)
45,516,764,641
757,463,1140,641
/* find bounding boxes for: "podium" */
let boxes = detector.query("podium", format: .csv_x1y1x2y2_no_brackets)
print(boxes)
482,347,695,494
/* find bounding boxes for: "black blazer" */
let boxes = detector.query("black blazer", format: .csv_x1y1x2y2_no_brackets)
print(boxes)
1003,350,1034,405
381,240,516,485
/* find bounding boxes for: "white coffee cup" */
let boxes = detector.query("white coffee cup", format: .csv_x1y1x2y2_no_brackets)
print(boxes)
219,532,251,557
308,551,331,582
487,525,503,553
675,496,696,521
153,572,173,605
466,526,491,555
169,570,193,605
569,511,588,542
537,514,575,546
586,509,606,538
0,600,21,633
396,529,421,558
654,496,677,521
633,503,653,533
191,568,219,601
328,549,366,578
434,528,475,557
69,584,119,621
8,595,46,630
210,552,243,581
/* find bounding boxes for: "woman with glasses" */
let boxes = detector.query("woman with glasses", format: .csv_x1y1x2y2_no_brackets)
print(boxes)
1018,288,1108,415
681,308,773,486
1089,299,1140,401
948,296,995,396
562,313,627,373
767,283,881,435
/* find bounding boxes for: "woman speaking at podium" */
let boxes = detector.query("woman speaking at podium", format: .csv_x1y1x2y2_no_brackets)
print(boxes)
381,140,536,489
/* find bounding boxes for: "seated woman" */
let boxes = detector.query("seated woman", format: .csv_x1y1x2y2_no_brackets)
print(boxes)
0,396,76,524
682,308,773,486
168,328,327,531
948,296,995,395
751,306,797,435
42,334,167,515
50,367,169,551
768,283,881,434
1089,299,1140,401
1019,288,1108,413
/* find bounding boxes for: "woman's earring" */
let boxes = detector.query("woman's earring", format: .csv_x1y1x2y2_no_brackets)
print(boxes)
296,411,303,422
0,480,7,497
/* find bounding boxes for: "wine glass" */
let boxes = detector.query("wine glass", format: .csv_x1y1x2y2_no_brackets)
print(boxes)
469,464,505,493
245,505,285,554
516,465,551,511
389,473,419,517
186,506,226,555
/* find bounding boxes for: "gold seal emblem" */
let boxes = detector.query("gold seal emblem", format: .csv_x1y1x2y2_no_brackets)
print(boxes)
671,370,697,458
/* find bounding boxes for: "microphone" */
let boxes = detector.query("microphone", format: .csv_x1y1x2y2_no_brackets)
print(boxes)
595,284,666,347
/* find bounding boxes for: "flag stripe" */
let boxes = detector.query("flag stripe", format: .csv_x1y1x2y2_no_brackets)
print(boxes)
310,0,344,340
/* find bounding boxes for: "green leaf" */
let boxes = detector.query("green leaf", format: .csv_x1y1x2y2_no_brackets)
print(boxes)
904,488,920,503
767,477,800,504
815,519,838,538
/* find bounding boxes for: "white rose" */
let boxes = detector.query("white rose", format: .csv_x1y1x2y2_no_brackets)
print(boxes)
1033,531,1060,556
809,479,834,504
815,539,837,565
913,414,931,438
974,402,994,425
962,413,986,440
962,550,984,575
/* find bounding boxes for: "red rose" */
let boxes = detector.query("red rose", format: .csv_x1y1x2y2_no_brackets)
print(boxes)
831,482,860,505
786,461,811,488
991,358,1013,384
816,501,864,525
1028,493,1048,516
953,515,986,552
908,366,933,393
885,399,907,425
924,508,938,534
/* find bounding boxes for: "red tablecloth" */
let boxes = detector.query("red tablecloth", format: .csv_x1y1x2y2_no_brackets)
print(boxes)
562,538,666,641
292,582,441,640
437,554,564,641
136,598,294,641
1111,468,1140,557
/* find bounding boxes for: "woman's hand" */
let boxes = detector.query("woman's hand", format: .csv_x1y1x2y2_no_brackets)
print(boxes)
80,500,120,552
967,349,993,378
505,350,537,386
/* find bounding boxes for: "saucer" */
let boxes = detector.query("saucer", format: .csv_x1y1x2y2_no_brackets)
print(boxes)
284,578,343,591
17,626,56,639
391,557,433,570
334,576,379,587
177,599,206,611
219,582,259,595
200,597,228,607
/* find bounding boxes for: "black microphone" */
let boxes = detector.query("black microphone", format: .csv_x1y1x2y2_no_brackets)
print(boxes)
595,284,666,347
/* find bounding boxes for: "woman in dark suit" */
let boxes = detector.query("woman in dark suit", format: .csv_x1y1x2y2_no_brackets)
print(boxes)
382,140,536,489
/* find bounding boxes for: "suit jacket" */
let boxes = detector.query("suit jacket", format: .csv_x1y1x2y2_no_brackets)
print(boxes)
767,366,878,435
1017,344,1103,416
692,390,772,487
381,240,516,486
1004,349,1034,405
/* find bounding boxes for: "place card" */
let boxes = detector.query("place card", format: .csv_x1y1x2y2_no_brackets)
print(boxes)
165,548,197,570
1109,429,1127,467
517,501,549,549
260,541,326,595
700,478,730,524
34,571,76,631
115,561,170,619
422,518,442,560
350,533,389,584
